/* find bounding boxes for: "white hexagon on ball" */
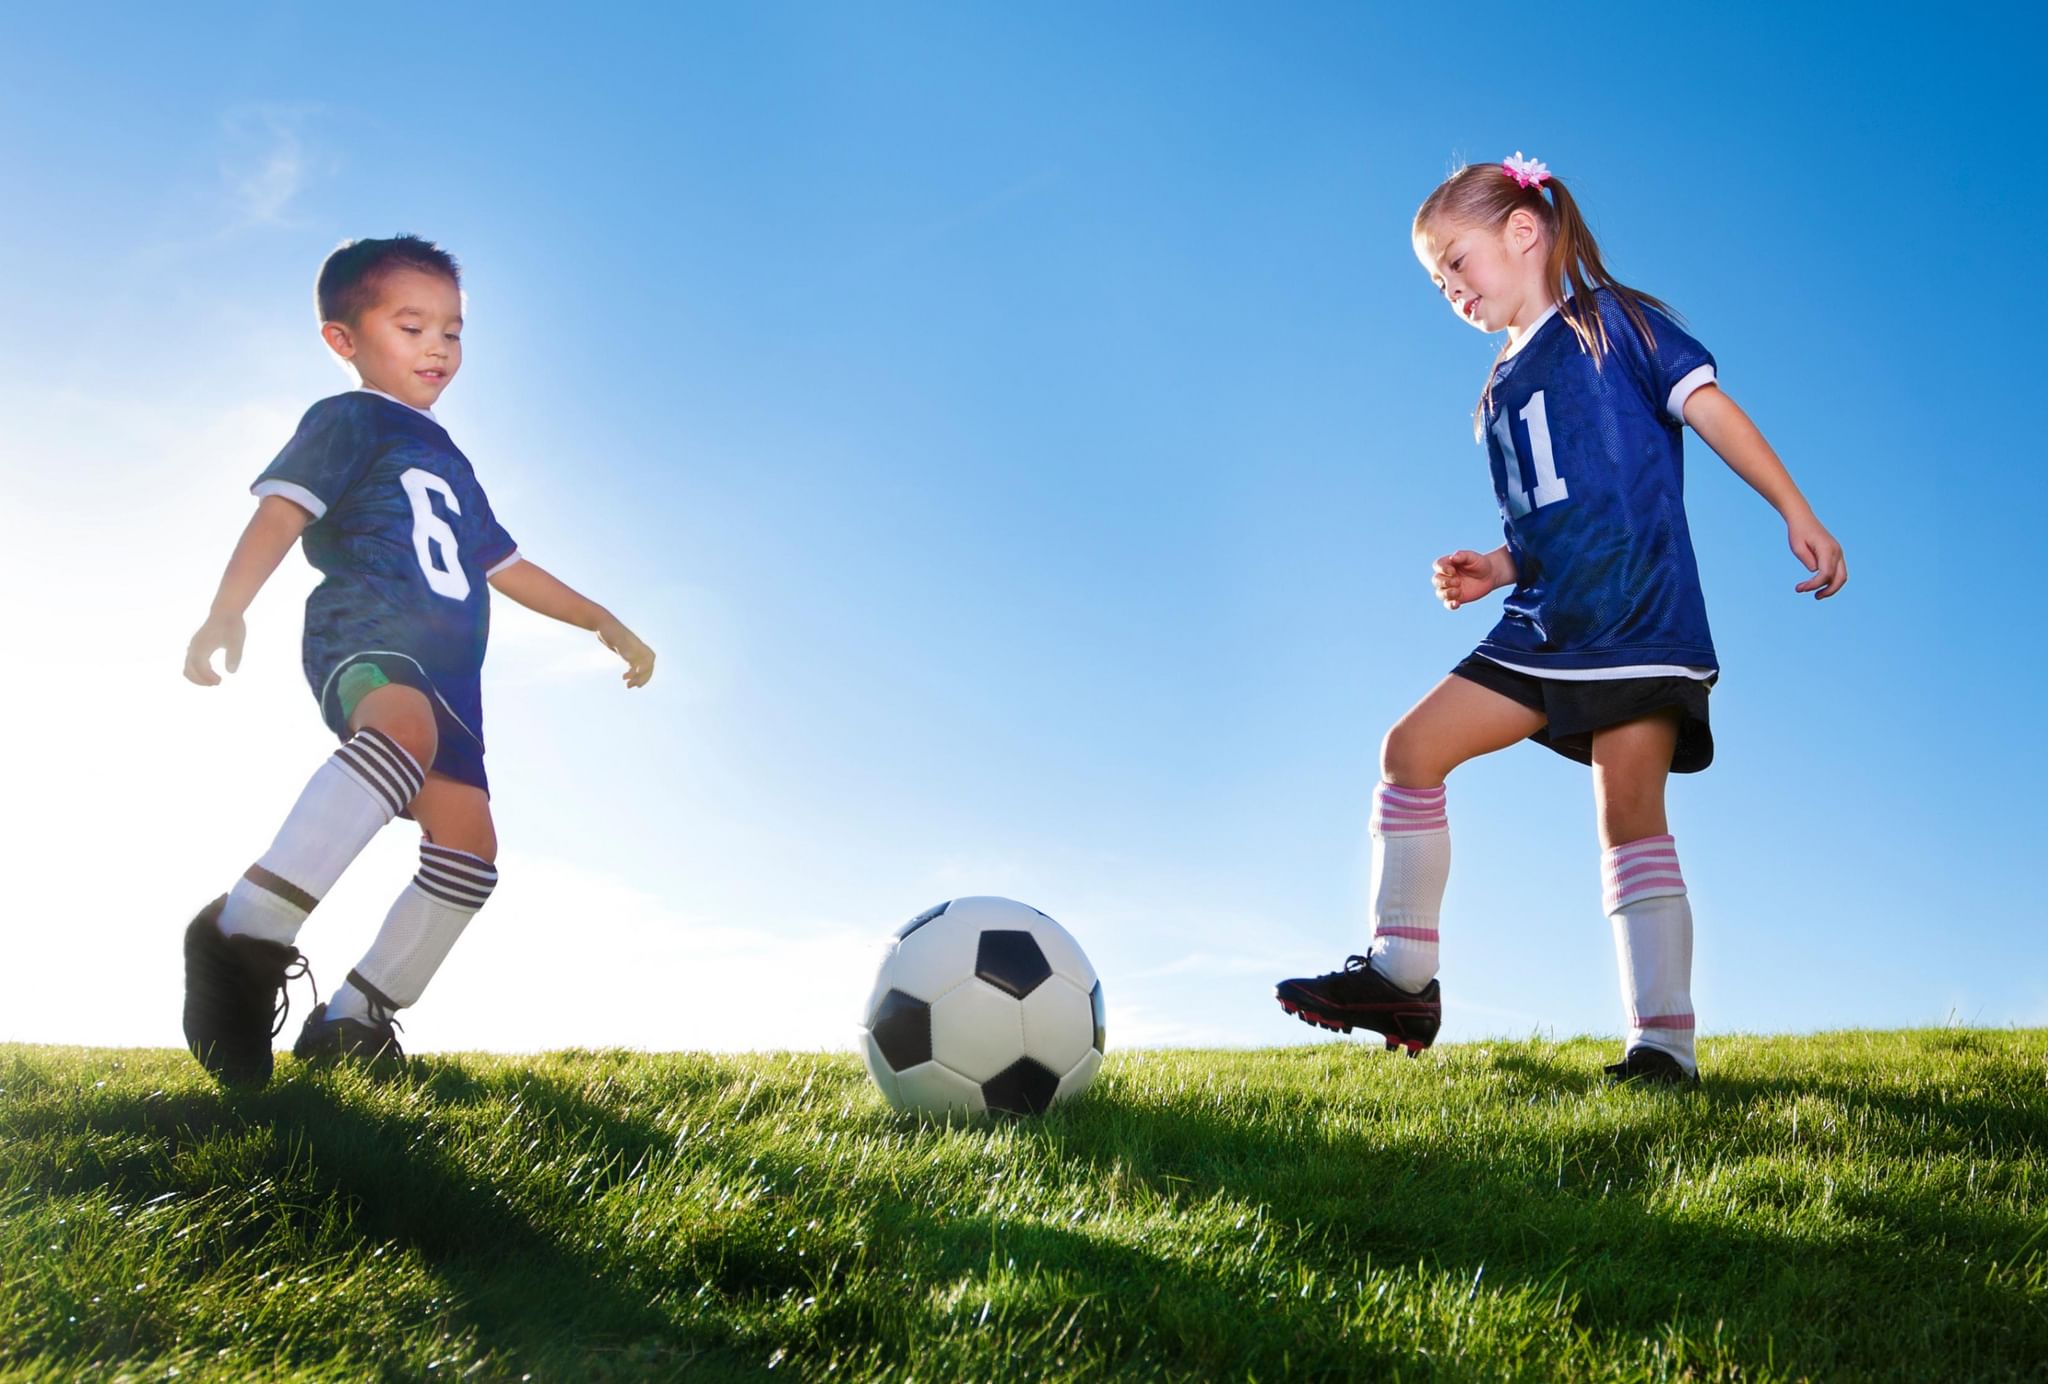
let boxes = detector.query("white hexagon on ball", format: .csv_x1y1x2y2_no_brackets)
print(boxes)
856,897,1106,1116
1020,976,1096,1079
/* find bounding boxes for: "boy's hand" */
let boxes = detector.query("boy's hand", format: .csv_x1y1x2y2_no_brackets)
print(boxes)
597,618,656,688
1431,550,1501,611
184,613,246,685
1788,513,1847,599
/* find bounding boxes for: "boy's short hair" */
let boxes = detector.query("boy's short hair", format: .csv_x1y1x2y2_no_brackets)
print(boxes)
316,234,462,325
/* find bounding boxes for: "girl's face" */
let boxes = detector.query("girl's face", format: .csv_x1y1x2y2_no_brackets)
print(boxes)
1414,210,1548,335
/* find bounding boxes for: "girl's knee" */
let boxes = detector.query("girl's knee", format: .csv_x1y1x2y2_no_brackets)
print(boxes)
1380,723,1444,787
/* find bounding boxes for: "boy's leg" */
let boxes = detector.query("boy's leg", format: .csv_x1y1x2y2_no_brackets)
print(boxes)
185,682,433,1084
1592,710,1698,1080
1276,675,1544,1048
309,774,497,1054
217,683,436,945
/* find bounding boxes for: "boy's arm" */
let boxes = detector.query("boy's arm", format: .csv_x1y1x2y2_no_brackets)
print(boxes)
489,558,656,688
184,495,313,685
1683,384,1848,599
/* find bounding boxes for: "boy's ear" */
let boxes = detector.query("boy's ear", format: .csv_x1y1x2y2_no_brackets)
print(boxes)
320,320,357,359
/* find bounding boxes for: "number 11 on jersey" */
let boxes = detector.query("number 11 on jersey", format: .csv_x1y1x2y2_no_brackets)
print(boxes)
1491,390,1568,518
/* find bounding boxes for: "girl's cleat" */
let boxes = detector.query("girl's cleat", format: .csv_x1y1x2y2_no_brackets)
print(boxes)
1603,1046,1699,1087
1274,954,1441,1053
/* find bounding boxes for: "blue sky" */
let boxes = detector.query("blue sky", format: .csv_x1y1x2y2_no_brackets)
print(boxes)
2,4,2041,1054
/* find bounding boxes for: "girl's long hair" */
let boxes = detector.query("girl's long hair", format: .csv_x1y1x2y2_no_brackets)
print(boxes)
1414,162,1676,438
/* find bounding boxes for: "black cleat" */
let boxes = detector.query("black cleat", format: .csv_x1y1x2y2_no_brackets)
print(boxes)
293,1000,405,1067
1603,1046,1700,1087
1274,954,1441,1055
182,896,309,1087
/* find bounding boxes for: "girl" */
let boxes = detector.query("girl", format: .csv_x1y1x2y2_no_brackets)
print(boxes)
1275,153,1846,1083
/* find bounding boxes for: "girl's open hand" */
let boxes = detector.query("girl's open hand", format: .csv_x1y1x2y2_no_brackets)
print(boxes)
597,618,656,688
183,612,246,685
1431,550,1499,611
1788,513,1847,599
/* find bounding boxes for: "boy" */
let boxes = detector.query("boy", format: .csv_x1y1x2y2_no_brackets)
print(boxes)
182,235,655,1085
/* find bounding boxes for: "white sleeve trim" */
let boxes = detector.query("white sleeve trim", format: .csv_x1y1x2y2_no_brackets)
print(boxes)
1666,364,1717,423
484,549,523,578
251,479,327,520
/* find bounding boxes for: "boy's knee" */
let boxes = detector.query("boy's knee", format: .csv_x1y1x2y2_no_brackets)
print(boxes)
349,685,438,771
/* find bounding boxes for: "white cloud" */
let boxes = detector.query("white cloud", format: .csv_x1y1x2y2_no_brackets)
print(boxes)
219,105,311,229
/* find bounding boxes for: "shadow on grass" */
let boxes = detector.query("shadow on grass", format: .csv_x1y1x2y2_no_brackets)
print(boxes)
1004,1049,2048,1377
7,1062,757,1379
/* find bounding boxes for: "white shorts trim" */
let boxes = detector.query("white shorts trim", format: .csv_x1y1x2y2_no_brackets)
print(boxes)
1479,653,1716,682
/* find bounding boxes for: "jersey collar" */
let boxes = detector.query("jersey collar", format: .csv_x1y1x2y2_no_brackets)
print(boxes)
356,385,440,424
1502,303,1561,360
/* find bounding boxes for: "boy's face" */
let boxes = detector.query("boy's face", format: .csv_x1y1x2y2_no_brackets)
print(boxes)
321,266,463,409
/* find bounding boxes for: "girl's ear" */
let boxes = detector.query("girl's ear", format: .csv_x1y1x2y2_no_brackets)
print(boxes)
1506,207,1543,255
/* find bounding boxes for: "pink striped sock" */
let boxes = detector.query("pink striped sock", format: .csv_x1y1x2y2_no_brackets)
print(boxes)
1365,782,1448,992
1604,834,1695,1072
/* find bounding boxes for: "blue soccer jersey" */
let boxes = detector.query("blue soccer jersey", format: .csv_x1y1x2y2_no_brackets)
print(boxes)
252,390,519,781
1475,289,1720,676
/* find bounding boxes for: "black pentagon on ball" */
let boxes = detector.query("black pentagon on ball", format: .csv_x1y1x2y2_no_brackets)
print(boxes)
869,989,932,1071
975,930,1052,998
982,1057,1060,1115
895,900,951,941
1090,980,1106,1053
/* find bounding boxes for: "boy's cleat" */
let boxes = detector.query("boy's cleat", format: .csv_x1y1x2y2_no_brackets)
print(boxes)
1274,954,1441,1055
293,1001,405,1066
1603,1046,1700,1087
182,896,309,1087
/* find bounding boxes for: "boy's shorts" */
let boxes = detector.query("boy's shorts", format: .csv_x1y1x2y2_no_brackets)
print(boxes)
1451,653,1716,774
317,652,490,796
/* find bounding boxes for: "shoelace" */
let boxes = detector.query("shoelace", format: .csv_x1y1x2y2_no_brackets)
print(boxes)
271,953,318,1039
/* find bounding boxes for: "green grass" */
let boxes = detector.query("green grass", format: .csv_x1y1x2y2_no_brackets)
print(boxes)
2,1031,2043,1382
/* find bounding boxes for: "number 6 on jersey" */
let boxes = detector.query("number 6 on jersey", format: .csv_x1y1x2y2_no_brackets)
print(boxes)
400,467,470,600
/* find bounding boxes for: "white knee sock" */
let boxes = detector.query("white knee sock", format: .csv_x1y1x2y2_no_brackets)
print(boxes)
330,842,498,1020
1364,782,1450,992
1604,834,1695,1072
218,729,425,945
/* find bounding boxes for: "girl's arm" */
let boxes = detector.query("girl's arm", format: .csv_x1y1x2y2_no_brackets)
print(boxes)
184,495,313,685
1683,385,1848,599
1432,544,1517,611
489,558,656,688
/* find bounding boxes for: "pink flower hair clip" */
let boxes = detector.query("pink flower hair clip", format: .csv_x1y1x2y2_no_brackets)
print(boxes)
1502,151,1551,189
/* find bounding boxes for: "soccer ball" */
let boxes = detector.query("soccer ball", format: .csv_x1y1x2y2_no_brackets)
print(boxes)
858,896,1105,1115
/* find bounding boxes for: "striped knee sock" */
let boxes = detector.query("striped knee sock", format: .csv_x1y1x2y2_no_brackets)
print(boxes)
330,843,499,1020
1604,834,1695,1073
1364,782,1450,992
218,729,425,946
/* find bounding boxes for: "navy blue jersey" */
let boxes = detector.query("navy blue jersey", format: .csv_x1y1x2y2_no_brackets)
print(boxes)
1476,290,1720,675
252,391,519,756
